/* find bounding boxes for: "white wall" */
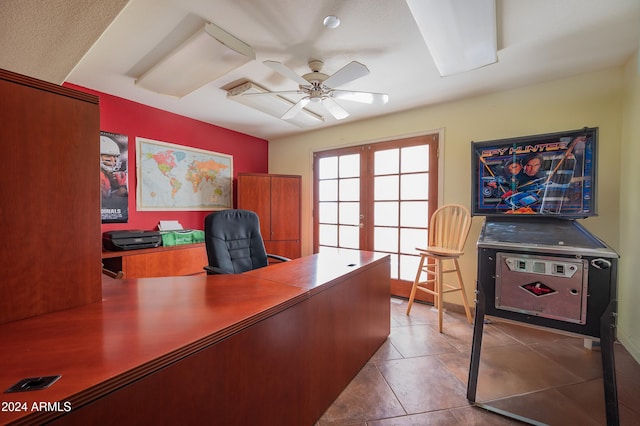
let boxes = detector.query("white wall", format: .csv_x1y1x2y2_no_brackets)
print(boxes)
617,51,640,362
269,66,639,362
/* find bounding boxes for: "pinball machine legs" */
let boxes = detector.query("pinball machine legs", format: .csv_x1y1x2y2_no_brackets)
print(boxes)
466,285,620,426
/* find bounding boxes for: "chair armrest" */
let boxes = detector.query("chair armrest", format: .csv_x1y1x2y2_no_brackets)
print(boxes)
267,254,291,263
204,265,228,275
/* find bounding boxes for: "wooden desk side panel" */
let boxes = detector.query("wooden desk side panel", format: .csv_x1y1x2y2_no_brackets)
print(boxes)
308,257,391,419
52,301,313,426
0,70,101,324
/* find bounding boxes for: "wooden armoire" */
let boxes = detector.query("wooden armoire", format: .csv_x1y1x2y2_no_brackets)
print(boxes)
237,173,301,259
0,69,102,324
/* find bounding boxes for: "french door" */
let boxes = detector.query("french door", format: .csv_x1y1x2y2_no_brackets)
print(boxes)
313,134,439,299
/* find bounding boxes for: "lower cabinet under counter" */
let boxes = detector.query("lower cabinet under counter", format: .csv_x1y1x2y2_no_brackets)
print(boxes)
102,243,208,278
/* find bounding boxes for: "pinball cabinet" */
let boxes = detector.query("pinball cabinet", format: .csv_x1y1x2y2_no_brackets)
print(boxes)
466,128,620,425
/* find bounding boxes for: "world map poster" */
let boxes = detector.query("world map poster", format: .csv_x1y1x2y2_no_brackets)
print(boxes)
136,137,233,211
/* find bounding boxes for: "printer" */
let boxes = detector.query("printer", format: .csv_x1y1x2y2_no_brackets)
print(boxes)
103,230,162,251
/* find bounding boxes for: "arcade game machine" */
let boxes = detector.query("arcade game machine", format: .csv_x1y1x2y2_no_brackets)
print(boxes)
466,127,620,425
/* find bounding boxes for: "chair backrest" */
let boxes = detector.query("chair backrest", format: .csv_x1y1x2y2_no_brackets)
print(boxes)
204,209,269,274
428,204,472,251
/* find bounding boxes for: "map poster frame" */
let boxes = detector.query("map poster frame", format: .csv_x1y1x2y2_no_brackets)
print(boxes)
136,137,233,211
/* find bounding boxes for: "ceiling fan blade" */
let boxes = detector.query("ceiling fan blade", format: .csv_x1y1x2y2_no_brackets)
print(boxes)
263,61,309,86
331,90,389,105
281,97,310,120
242,90,303,97
322,98,349,120
323,61,370,88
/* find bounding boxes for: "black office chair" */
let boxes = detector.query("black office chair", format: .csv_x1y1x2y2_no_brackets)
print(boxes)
203,209,290,274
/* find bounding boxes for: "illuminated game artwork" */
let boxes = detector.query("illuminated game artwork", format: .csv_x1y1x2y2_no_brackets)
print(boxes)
471,127,597,217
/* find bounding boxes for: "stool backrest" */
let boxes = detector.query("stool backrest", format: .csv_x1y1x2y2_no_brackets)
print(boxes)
429,204,472,251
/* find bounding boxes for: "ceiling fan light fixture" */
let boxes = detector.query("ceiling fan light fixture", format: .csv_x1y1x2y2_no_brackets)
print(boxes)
323,15,341,29
406,0,497,76
227,81,324,127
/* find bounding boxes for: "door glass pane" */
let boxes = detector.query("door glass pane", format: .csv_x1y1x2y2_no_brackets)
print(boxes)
339,154,360,178
339,202,360,225
374,175,398,200
401,145,430,172
374,201,398,226
400,254,420,281
390,254,399,280
400,173,429,200
319,202,337,223
339,178,360,201
319,180,338,201
374,227,398,252
339,225,360,248
374,149,399,175
318,156,338,179
400,201,428,228
400,228,428,254
319,224,337,246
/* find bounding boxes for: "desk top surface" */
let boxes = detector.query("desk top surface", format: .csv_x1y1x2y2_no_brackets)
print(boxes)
245,250,388,293
0,251,388,424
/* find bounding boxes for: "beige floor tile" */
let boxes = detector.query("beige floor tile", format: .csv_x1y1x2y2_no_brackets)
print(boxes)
389,324,460,358
317,363,406,425
377,356,469,413
487,388,602,425
317,298,640,426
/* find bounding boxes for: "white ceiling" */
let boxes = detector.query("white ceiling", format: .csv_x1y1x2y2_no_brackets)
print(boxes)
2,0,639,140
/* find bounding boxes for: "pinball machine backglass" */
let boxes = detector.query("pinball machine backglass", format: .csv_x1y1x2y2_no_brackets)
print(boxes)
470,127,597,218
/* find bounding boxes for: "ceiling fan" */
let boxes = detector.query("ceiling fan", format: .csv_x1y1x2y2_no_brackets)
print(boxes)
253,59,389,120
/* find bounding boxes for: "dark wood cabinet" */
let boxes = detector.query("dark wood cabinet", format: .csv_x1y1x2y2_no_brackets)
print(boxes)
237,173,301,259
0,69,101,324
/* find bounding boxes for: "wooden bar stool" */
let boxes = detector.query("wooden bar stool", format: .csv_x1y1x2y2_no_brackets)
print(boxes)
406,204,473,332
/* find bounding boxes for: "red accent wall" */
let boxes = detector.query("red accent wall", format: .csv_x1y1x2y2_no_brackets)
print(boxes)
65,84,268,233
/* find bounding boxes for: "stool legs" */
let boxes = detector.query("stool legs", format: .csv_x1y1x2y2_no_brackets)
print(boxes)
406,254,472,333
406,254,427,315
436,257,444,332
453,258,473,324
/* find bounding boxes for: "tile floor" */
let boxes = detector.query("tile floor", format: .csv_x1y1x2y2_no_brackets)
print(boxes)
317,298,640,425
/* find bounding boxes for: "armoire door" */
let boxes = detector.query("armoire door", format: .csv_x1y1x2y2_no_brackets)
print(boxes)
237,173,302,259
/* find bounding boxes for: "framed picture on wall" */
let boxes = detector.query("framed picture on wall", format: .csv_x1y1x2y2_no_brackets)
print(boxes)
101,131,129,223
136,137,233,211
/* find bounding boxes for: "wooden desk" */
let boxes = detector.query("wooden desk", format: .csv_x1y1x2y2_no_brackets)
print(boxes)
0,251,390,425
101,243,207,278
